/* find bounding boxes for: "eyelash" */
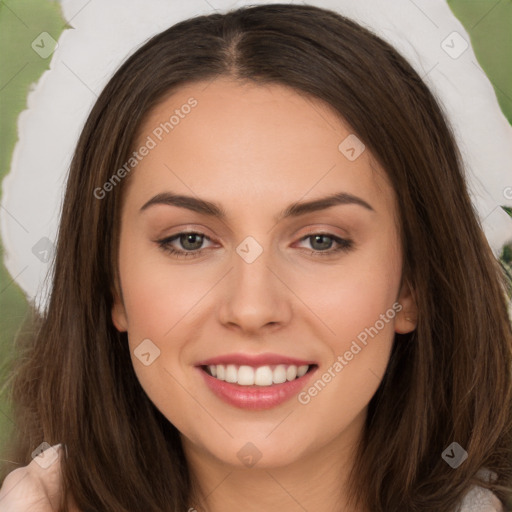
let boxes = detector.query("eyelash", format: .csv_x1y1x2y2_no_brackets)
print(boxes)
156,231,354,259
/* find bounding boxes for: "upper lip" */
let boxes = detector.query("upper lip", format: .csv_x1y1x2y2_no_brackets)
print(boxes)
196,352,316,367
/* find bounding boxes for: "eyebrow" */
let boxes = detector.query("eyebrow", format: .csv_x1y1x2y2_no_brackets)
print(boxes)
139,190,375,222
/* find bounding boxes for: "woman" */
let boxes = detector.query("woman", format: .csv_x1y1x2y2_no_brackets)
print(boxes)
1,3,511,511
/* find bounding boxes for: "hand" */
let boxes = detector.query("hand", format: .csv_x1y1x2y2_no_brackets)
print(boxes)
0,444,65,512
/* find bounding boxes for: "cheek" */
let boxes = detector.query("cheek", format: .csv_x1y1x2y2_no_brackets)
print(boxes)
118,236,208,339
296,262,400,429
302,229,402,350
117,241,199,426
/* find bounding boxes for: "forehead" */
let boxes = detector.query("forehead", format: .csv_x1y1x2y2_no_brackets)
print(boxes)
126,77,394,217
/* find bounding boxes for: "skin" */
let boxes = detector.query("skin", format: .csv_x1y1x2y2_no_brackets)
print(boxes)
111,77,418,512
0,445,80,512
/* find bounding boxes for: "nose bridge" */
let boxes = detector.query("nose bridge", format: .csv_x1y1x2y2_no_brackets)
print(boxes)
218,235,291,330
232,236,277,302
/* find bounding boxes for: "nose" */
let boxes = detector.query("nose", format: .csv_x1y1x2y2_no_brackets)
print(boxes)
218,245,293,335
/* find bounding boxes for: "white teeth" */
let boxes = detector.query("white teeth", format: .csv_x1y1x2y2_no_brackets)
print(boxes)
297,365,309,377
225,364,238,383
207,363,311,386
254,366,273,386
286,365,297,381
238,365,255,385
272,364,287,384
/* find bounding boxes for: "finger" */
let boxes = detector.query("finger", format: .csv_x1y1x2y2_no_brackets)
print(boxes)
0,444,66,512
27,444,64,508
0,467,31,502
0,467,54,512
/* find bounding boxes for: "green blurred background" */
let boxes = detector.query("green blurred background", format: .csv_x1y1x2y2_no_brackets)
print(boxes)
0,0,511,456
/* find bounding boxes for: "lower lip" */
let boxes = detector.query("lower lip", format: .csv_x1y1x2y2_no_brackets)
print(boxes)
197,366,317,410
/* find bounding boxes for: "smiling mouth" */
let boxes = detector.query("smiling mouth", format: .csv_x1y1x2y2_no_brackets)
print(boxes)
201,363,317,387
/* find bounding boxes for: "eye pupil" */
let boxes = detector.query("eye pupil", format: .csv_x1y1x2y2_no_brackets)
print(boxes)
311,235,332,250
181,233,203,250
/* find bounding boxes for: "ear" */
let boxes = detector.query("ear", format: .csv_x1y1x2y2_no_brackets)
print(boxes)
394,278,418,334
111,291,128,332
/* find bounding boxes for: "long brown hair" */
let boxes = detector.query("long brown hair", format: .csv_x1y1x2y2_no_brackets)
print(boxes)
2,3,511,511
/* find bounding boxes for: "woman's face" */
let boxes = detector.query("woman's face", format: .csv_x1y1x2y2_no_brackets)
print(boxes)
112,77,417,469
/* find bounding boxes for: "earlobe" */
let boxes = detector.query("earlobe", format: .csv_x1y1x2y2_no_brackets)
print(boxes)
394,279,418,334
111,296,128,332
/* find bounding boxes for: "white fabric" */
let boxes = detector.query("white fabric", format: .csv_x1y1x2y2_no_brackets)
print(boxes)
459,485,504,511
1,0,511,311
